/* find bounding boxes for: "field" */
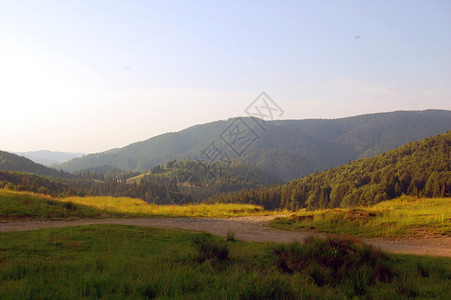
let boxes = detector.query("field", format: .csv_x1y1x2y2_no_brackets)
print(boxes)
126,166,182,184
1,190,451,298
0,225,450,299
0,189,271,220
0,190,103,221
271,196,451,238
60,195,269,218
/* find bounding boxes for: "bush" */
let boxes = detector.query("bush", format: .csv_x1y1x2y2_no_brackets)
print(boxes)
225,231,236,242
191,232,229,263
63,202,76,210
273,236,393,294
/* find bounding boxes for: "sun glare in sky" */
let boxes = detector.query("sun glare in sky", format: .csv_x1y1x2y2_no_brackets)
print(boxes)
1,1,450,153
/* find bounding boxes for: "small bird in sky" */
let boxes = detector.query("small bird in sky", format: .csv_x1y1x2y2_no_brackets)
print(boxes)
355,35,361,39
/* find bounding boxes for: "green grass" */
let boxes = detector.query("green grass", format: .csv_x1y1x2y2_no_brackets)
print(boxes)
271,196,451,238
0,190,103,221
125,167,178,184
0,225,450,299
273,236,394,294
125,172,153,184
0,189,272,220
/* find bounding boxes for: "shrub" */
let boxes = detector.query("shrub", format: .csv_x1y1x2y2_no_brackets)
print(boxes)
416,262,430,278
191,232,229,263
273,235,393,294
225,231,236,242
63,202,76,211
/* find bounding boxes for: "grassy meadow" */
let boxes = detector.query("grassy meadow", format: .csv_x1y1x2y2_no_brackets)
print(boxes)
271,196,451,238
0,189,271,220
0,190,103,221
60,195,269,218
0,225,450,299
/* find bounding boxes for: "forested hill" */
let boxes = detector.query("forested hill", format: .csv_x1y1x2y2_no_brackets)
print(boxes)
58,110,451,181
210,131,451,210
0,151,74,178
0,170,69,196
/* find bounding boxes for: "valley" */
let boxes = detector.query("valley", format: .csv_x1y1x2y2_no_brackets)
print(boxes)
1,111,450,299
3,2,451,297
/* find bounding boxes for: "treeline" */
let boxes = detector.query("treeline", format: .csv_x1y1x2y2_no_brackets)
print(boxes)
1,158,282,204
65,175,170,204
66,158,281,204
0,170,69,196
209,131,451,210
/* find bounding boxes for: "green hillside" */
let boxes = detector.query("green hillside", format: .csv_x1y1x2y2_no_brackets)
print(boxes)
271,196,451,237
0,151,74,178
57,110,451,181
0,190,102,220
0,190,269,220
211,131,451,210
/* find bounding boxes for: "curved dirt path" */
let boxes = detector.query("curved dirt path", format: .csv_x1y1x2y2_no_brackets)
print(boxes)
1,216,450,257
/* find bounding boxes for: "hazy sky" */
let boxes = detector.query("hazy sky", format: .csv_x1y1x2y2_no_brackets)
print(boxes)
1,1,450,153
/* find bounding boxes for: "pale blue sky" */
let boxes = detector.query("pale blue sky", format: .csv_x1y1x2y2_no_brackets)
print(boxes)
1,0,450,153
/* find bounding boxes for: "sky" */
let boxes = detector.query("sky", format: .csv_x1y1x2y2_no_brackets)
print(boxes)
1,0,450,153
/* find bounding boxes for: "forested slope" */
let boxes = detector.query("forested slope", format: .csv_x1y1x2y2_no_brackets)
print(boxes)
211,131,451,210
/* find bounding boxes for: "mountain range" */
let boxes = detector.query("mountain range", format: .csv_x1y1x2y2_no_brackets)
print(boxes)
57,110,451,181
16,150,85,166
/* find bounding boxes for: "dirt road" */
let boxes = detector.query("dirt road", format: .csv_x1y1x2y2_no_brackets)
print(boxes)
1,216,450,257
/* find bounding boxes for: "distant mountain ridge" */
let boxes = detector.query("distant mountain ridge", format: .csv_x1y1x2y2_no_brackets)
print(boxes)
58,110,451,180
16,150,85,166
0,151,74,178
